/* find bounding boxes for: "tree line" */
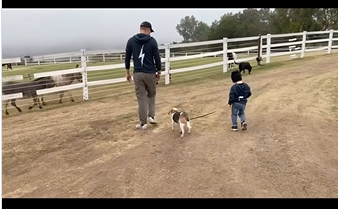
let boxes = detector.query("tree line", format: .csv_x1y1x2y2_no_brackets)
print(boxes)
175,8,338,43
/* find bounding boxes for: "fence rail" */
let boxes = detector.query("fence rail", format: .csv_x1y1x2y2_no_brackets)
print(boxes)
2,30,338,102
1,57,22,65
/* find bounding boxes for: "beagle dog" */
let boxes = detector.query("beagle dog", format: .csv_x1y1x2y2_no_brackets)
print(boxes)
168,108,192,137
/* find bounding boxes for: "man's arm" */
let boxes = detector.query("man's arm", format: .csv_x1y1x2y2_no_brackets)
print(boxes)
228,85,236,105
125,38,132,70
152,39,161,72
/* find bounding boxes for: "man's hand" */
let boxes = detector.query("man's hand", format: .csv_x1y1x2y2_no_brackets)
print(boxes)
156,72,161,82
126,70,132,82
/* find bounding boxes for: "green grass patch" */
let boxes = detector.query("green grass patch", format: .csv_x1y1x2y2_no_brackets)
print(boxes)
2,53,254,82
2,51,333,117
67,53,325,97
164,54,325,87
2,51,327,87
2,57,226,83
2,61,122,80
2,51,329,83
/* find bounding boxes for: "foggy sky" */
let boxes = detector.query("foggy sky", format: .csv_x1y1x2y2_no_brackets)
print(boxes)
2,9,243,58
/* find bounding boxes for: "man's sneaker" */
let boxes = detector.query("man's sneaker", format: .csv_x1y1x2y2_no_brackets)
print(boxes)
136,123,147,130
241,121,247,131
149,116,157,125
231,126,238,131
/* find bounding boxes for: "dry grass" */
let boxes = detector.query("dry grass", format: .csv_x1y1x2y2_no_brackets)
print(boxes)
327,69,338,121
2,52,338,198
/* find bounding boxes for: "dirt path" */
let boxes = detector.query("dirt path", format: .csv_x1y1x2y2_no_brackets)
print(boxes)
2,55,338,198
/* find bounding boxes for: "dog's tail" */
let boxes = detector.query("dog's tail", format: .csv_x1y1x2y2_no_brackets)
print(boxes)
233,59,238,65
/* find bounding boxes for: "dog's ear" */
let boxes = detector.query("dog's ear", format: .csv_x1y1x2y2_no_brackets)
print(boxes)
168,108,173,115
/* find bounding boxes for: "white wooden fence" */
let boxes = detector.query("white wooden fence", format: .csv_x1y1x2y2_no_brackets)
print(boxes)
2,30,338,102
19,50,298,66
1,57,22,65
23,50,286,65
20,50,214,66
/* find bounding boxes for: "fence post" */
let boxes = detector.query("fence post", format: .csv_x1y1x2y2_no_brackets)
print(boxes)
81,49,89,101
223,38,228,73
328,29,334,54
266,34,271,64
259,34,263,63
53,58,56,64
257,34,263,66
301,31,307,58
164,43,171,85
69,57,72,63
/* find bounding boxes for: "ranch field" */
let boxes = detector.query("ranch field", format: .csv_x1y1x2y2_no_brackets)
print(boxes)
2,53,338,197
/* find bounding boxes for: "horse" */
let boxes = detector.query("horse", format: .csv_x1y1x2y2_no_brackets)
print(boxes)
39,71,83,105
2,76,56,115
2,63,13,70
227,51,238,69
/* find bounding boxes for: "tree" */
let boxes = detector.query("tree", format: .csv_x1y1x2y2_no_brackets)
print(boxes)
270,9,322,33
314,8,338,30
258,8,273,34
176,15,199,42
238,9,263,36
176,15,211,42
269,9,291,33
208,13,240,39
208,9,273,40
195,21,211,41
289,9,321,32
175,8,338,44
208,20,220,40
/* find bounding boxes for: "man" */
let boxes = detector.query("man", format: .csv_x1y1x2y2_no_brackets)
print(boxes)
125,21,162,130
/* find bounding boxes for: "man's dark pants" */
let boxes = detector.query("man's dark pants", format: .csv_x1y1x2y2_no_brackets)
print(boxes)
133,72,157,124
